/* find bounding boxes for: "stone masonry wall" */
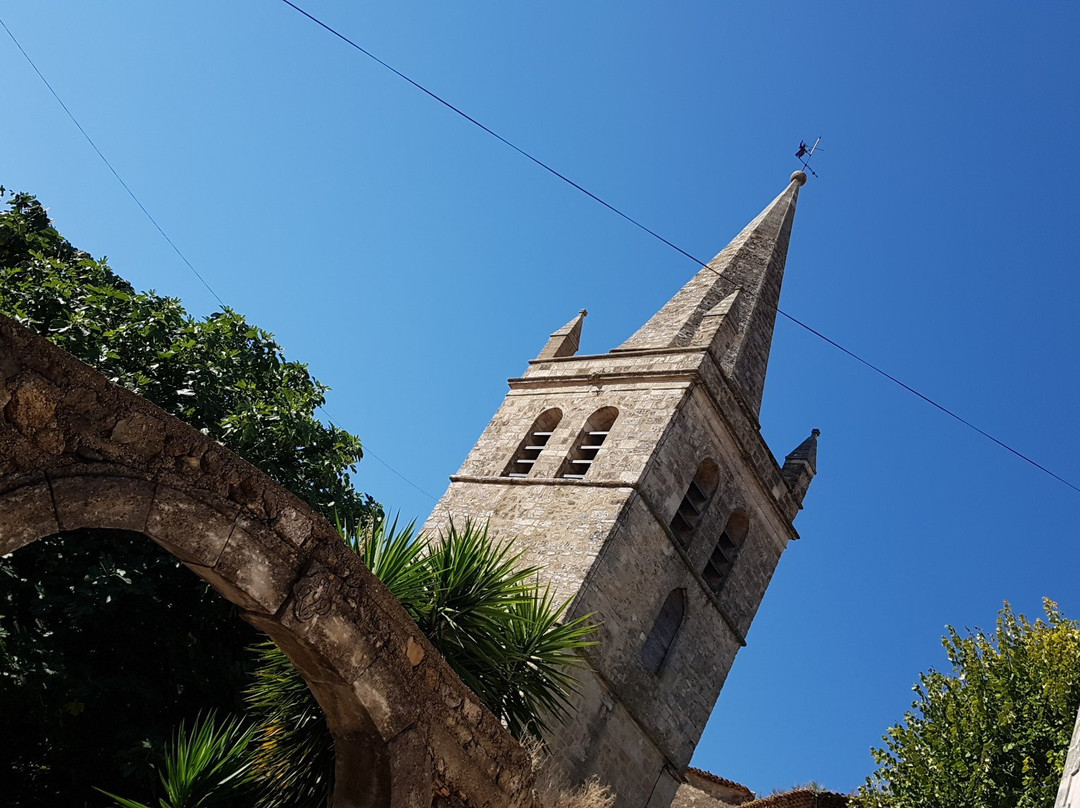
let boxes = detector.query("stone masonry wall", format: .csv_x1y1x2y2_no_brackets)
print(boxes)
740,791,848,808
424,339,804,808
1056,704,1080,807
672,786,848,808
0,314,535,808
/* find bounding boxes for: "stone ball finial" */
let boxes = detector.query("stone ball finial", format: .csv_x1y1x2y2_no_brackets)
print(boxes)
791,170,808,186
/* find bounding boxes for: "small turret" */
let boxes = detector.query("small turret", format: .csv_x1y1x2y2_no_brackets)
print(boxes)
782,428,819,507
537,309,587,359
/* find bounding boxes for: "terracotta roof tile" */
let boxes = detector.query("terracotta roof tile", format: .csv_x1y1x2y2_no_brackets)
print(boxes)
686,767,755,798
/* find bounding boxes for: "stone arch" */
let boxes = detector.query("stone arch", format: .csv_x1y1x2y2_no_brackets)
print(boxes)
0,315,535,808
0,472,420,808
557,406,619,479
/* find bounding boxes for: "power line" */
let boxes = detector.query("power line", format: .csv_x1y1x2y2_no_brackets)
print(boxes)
0,16,226,310
275,0,1080,496
5,10,1077,497
0,13,436,503
318,405,439,502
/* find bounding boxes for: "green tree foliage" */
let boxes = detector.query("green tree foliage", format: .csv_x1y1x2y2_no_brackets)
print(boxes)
0,191,377,805
861,600,1080,808
0,192,372,520
245,515,596,808
0,531,260,805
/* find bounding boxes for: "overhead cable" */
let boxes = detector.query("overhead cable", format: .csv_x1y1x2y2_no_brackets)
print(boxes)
276,0,1080,496
0,13,435,502
5,9,1077,496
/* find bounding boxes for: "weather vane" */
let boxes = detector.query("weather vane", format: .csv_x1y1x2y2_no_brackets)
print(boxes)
795,137,823,178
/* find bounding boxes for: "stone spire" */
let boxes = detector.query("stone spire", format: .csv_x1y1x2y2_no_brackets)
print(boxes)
537,309,587,359
616,171,806,418
781,428,819,507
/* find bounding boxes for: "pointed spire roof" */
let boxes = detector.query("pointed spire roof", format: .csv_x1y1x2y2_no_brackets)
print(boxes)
616,171,805,417
537,309,587,359
782,428,819,508
785,428,819,473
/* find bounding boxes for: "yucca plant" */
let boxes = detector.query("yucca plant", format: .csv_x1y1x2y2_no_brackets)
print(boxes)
98,713,256,808
245,640,335,808
495,584,598,738
344,513,429,607
241,514,595,807
410,519,540,702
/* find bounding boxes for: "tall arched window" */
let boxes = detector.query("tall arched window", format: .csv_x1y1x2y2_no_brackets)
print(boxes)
670,460,719,546
702,510,749,594
503,408,562,478
641,588,685,674
558,407,618,479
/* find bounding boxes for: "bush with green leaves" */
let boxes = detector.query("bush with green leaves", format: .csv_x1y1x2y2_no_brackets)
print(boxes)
860,599,1080,808
0,190,377,805
0,191,373,521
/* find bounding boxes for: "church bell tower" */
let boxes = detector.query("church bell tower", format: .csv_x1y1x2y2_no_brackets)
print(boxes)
425,172,819,808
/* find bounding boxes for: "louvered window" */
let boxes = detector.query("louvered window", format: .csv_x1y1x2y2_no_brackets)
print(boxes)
702,511,749,594
670,460,719,546
558,407,618,479
503,409,562,478
641,589,685,674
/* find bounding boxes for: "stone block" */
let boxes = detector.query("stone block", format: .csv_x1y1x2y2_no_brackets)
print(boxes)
202,519,303,614
145,485,238,566
51,474,155,533
0,480,59,554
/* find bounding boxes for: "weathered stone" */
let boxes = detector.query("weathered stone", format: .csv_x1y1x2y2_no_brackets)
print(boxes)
146,485,238,566
0,314,536,808
0,480,59,555
274,505,314,547
406,635,426,666
208,519,302,614
424,174,818,808
6,374,58,432
51,474,155,533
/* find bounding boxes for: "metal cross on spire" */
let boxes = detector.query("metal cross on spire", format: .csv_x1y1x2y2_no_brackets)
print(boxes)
795,137,823,178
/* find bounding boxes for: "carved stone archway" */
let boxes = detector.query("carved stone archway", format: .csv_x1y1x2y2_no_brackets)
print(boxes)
0,315,534,808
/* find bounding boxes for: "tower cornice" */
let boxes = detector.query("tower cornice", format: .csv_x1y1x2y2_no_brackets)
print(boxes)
508,345,805,528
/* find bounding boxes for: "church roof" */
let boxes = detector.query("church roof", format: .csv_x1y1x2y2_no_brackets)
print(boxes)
686,766,756,799
615,172,805,419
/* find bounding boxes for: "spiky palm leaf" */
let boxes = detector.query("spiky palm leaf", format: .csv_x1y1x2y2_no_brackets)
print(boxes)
245,640,335,808
99,712,255,808
412,518,539,699
246,514,596,802
340,513,429,608
496,584,596,738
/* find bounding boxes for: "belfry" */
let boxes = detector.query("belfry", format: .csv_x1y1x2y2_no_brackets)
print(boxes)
426,172,819,808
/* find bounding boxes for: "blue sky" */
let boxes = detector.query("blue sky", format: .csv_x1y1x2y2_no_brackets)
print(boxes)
3,0,1079,797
